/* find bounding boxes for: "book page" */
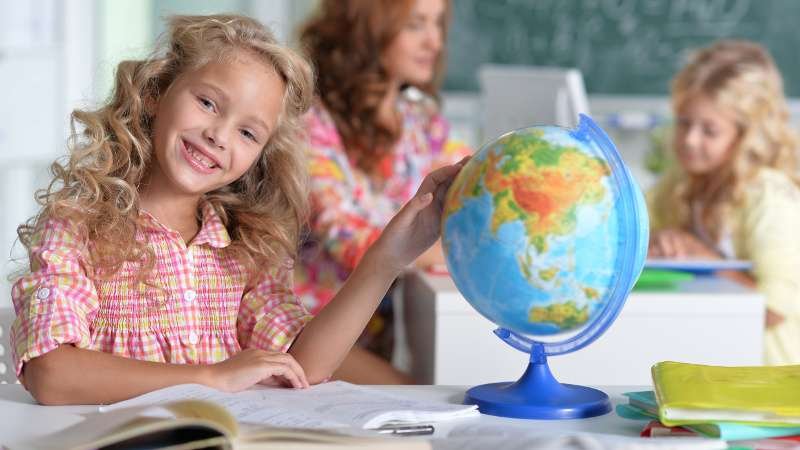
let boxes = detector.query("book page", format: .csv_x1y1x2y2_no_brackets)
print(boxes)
102,381,478,429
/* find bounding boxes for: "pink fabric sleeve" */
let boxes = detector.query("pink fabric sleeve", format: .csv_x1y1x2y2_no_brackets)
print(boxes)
237,263,313,353
10,219,99,377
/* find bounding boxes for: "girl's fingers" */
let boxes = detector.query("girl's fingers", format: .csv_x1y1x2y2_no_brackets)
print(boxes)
267,363,304,389
418,192,434,207
408,161,465,208
282,355,310,388
669,235,684,258
674,234,690,258
258,377,282,387
649,245,663,258
648,238,663,257
420,163,462,192
654,234,670,258
393,192,434,228
665,234,680,258
272,354,310,388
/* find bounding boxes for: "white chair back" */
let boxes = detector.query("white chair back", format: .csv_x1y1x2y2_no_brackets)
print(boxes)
479,64,590,140
0,307,18,384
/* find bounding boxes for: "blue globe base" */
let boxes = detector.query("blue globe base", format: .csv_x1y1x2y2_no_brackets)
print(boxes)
464,341,611,419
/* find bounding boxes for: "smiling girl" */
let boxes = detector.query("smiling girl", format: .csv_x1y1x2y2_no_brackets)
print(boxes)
10,14,465,405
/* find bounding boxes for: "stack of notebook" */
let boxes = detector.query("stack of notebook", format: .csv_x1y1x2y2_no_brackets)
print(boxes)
617,361,800,448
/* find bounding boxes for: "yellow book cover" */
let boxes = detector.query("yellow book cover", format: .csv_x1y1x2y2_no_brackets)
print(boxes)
652,361,800,427
13,400,431,450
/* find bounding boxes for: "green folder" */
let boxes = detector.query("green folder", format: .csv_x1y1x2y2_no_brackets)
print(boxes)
633,269,694,291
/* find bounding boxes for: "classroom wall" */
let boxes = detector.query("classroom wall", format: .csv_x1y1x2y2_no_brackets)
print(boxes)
0,0,98,307
4,1,800,307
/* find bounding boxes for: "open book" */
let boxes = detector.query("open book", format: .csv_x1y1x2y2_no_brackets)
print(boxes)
101,381,479,429
15,381,477,449
17,399,431,449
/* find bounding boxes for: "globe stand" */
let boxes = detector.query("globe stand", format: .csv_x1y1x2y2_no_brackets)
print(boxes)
464,330,611,419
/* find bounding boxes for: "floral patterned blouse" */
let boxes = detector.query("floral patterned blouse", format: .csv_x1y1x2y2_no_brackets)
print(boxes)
295,92,471,314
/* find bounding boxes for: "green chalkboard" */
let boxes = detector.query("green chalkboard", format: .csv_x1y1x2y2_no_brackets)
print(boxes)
445,0,800,96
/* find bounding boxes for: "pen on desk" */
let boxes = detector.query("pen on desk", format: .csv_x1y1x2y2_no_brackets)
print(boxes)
375,424,435,436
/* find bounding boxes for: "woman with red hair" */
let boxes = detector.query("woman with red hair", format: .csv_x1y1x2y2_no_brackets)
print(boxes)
297,0,469,383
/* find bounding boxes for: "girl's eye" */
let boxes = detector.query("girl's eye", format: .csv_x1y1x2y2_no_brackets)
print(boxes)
406,20,424,31
198,97,215,112
241,129,257,142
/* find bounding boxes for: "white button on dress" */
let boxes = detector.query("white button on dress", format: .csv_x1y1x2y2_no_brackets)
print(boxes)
36,287,51,300
188,332,199,345
183,290,197,303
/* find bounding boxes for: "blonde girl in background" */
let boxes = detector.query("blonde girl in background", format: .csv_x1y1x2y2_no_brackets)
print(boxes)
11,14,464,405
648,40,800,365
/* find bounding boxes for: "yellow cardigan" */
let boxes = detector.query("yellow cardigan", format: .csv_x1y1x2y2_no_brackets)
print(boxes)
648,168,800,365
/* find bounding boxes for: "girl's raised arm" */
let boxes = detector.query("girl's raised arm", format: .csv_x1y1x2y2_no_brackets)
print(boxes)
289,161,466,383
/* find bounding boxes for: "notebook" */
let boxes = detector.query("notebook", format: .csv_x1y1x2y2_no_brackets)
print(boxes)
645,259,752,274
652,361,800,427
618,391,800,440
101,381,479,429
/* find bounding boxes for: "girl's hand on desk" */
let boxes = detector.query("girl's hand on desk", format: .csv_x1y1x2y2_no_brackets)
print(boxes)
766,308,786,329
649,229,720,259
206,348,309,392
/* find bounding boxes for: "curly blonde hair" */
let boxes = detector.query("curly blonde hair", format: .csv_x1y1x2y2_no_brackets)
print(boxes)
299,0,450,173
18,14,314,282
655,39,799,239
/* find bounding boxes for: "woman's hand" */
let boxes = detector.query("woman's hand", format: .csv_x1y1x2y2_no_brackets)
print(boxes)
649,229,720,259
206,348,309,392
373,158,468,274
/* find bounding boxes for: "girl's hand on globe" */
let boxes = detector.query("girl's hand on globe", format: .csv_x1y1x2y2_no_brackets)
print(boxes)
649,229,721,259
414,241,445,270
373,158,469,274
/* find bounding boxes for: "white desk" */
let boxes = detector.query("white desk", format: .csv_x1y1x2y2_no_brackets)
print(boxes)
400,271,764,386
0,384,727,449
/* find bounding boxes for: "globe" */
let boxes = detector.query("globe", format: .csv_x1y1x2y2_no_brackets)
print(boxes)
442,114,648,419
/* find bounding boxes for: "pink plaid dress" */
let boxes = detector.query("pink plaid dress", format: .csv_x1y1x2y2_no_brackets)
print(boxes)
10,202,312,377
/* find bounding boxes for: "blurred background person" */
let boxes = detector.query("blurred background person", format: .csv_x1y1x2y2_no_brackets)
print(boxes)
296,0,470,384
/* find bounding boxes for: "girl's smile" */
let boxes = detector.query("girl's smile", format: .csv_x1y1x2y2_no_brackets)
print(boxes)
180,137,221,174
